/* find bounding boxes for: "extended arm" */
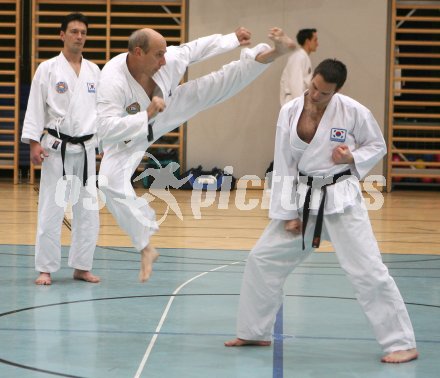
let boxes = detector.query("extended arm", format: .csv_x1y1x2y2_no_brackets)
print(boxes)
171,26,251,67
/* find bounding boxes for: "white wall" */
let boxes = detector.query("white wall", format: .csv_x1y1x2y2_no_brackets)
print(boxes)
186,0,388,178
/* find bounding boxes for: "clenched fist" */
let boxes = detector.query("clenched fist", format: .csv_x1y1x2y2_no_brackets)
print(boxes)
30,140,49,165
332,144,354,164
285,218,302,235
147,96,166,120
235,27,251,46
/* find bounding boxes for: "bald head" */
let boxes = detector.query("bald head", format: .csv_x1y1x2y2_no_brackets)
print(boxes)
126,28,167,79
128,28,165,54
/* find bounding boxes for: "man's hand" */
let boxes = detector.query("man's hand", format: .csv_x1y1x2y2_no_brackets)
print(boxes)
285,218,302,235
30,140,48,165
235,27,251,46
147,96,166,120
332,144,354,164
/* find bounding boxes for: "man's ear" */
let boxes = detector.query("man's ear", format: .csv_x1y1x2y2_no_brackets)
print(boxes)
134,46,143,56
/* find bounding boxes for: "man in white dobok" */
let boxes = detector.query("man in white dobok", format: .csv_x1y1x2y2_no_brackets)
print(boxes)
22,13,100,285
225,59,418,364
280,28,318,106
97,27,296,283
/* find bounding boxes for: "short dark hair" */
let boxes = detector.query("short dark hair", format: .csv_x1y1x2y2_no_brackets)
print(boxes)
60,13,88,32
128,29,150,53
296,28,317,46
313,59,347,90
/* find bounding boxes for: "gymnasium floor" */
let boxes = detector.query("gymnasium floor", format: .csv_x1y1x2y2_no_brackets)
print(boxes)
0,183,439,377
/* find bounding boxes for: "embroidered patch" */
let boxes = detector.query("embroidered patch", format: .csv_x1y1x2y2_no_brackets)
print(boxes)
51,140,60,150
87,82,96,93
55,82,68,94
330,128,347,142
126,102,140,114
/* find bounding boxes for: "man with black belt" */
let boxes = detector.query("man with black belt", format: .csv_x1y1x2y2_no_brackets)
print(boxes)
225,59,418,363
97,26,297,283
22,13,100,285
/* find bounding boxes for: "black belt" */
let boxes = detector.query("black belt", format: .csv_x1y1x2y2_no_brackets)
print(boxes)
47,129,94,186
147,121,154,142
299,169,351,250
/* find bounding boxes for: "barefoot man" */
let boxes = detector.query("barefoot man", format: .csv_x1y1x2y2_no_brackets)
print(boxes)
96,27,296,282
225,59,418,364
22,13,100,285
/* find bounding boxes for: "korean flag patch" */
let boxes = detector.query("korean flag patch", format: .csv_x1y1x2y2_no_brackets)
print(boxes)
330,128,347,142
87,82,96,93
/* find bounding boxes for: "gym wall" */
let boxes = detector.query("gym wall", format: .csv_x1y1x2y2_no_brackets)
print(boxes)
186,0,388,179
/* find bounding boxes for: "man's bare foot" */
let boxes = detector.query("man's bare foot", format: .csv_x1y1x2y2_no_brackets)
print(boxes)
224,338,271,347
268,27,296,54
381,348,418,363
35,272,52,285
73,269,100,283
139,244,159,282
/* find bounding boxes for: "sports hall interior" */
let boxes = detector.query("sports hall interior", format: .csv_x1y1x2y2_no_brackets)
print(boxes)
0,1,439,377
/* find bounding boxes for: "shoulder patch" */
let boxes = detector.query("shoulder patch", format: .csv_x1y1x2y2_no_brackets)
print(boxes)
55,81,68,94
126,102,141,114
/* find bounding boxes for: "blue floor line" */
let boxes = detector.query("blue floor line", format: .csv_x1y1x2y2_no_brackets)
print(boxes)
273,305,283,378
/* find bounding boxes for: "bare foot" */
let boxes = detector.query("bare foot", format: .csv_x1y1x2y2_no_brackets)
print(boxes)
268,27,296,54
139,244,159,282
35,272,52,285
224,338,271,347
73,269,100,283
381,348,418,363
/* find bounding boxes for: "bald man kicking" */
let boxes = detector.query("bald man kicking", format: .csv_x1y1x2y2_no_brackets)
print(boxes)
97,27,296,282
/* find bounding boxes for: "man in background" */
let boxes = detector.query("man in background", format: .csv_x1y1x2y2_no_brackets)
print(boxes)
279,28,318,105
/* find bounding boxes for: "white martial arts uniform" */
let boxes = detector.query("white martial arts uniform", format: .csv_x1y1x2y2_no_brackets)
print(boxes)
235,92,417,354
279,47,312,106
22,52,100,273
97,34,271,251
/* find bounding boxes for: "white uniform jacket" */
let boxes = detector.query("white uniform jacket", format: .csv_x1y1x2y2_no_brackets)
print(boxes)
97,33,240,152
279,47,312,106
269,92,387,221
22,52,100,153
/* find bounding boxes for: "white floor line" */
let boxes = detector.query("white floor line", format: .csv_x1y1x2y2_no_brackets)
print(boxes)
134,261,241,378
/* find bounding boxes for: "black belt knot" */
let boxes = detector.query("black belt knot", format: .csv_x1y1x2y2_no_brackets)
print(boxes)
299,169,351,250
47,129,94,186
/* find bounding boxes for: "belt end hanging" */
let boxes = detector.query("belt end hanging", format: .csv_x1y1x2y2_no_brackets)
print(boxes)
312,237,321,248
147,123,154,142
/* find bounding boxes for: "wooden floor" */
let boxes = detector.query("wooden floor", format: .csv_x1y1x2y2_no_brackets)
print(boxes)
1,180,439,377
1,180,439,255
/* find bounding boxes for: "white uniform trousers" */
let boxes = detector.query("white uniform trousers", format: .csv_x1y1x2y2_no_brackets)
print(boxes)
236,204,416,353
99,46,269,251
35,143,99,272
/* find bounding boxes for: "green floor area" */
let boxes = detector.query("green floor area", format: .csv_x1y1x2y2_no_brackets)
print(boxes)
1,245,439,377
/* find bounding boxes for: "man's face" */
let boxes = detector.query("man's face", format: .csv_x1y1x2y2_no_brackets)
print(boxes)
139,36,167,77
60,20,87,54
308,74,337,106
308,32,319,52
